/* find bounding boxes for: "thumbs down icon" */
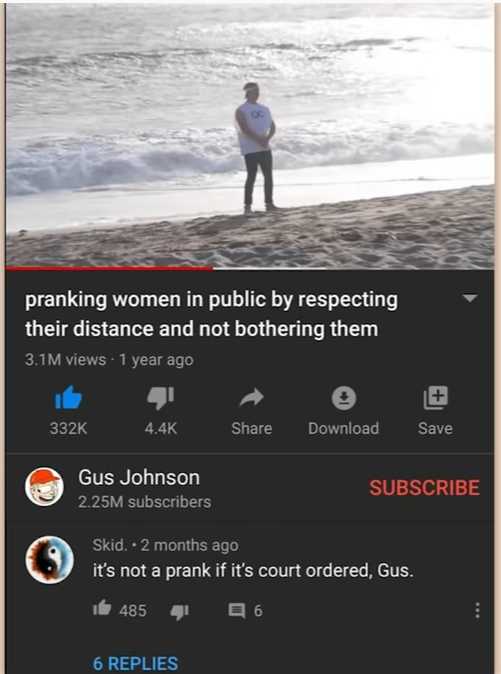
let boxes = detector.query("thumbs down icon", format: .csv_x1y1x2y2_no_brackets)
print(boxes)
147,387,175,411
170,604,189,621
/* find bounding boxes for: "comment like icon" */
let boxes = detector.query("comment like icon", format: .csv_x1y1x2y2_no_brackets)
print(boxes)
93,599,112,616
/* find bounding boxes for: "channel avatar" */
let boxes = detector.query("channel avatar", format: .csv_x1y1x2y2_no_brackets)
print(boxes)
25,467,64,506
26,536,74,584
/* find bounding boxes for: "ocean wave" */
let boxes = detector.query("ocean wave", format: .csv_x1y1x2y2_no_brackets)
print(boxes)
7,122,493,196
7,37,425,78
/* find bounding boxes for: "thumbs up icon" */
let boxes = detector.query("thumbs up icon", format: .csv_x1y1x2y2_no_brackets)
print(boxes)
93,599,112,616
54,385,83,410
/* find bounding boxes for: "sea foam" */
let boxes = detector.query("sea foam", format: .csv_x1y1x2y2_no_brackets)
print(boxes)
7,121,493,196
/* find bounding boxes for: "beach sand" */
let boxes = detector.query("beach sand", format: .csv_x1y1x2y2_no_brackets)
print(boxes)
6,185,494,269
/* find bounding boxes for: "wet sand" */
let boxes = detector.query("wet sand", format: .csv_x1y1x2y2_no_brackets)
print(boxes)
7,185,494,269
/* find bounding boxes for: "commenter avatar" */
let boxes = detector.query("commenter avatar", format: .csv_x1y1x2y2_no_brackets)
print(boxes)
26,535,74,584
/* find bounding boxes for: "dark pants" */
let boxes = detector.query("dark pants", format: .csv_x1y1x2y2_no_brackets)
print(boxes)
244,150,273,206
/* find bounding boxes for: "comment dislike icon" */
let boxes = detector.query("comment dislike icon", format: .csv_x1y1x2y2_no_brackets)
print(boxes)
170,604,189,621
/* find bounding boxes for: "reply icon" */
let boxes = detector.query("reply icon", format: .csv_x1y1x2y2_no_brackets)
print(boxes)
228,603,246,619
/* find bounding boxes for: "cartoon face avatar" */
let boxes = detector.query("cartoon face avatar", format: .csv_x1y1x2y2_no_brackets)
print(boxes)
25,468,64,507
26,536,74,584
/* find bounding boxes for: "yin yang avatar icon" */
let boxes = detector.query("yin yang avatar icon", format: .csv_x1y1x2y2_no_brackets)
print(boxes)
26,536,74,584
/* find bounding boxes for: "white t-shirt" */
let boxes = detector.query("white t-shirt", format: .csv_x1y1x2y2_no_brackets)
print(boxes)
236,101,273,155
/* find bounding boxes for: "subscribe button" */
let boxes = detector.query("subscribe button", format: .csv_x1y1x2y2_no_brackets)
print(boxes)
369,479,481,497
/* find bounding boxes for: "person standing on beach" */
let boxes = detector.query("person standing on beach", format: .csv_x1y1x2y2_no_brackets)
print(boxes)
235,82,277,215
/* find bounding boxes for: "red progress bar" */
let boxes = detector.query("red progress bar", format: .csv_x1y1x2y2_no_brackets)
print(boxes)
5,266,214,272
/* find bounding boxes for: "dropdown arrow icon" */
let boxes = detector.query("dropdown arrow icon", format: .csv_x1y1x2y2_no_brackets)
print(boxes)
462,294,478,303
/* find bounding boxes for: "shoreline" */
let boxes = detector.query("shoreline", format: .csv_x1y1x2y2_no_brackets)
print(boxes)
6,185,494,269
6,153,493,234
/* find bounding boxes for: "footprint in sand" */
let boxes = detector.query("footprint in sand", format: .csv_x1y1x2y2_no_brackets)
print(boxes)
358,253,382,263
399,245,426,254
340,231,363,242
